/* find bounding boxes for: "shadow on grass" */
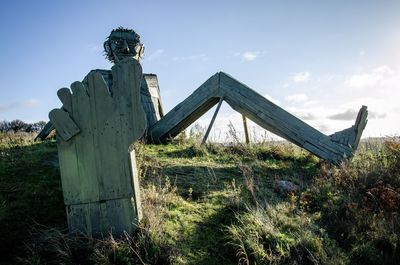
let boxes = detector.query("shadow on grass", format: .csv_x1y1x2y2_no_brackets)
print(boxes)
0,138,321,264
169,192,286,265
150,159,320,201
0,140,66,264
177,204,239,265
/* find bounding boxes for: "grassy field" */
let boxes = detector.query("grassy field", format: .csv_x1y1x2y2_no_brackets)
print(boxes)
0,131,399,264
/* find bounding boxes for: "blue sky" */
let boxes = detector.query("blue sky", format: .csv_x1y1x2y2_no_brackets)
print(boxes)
1,1,399,139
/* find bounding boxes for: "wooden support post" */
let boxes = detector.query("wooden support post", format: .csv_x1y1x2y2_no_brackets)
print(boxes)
242,115,250,144
201,97,224,145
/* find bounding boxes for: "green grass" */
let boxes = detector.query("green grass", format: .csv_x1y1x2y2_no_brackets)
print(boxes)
0,133,65,263
1,132,399,264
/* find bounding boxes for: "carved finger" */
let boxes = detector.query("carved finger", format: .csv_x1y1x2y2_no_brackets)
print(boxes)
111,58,146,143
87,72,111,99
70,81,91,131
49,109,80,141
57,88,73,113
71,81,89,97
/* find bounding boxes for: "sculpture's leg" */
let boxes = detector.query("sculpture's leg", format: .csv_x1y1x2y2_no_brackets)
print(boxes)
148,73,221,143
148,72,367,164
219,72,367,164
329,106,368,152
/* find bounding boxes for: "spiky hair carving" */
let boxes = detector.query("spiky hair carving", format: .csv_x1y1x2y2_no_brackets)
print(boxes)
103,27,141,63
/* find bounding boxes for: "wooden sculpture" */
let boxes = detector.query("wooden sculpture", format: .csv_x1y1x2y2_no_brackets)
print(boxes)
49,28,146,236
43,27,368,238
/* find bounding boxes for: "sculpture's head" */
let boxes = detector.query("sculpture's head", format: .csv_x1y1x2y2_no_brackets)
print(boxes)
103,27,144,63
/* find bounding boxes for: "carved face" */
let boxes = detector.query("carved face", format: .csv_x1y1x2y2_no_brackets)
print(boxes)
104,29,144,63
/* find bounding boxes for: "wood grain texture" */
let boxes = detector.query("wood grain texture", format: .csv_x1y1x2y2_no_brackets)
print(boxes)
67,197,138,237
36,72,164,140
49,109,80,141
353,105,368,150
202,96,224,145
148,72,368,164
148,73,220,143
52,58,145,236
141,74,164,127
242,115,250,144
57,87,73,113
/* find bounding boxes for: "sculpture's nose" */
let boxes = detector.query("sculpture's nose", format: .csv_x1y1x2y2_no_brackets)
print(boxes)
122,40,130,53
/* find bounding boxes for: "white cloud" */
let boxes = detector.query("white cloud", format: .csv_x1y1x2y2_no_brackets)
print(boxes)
146,49,164,61
359,50,365,57
285,105,358,134
303,100,318,106
344,65,394,89
173,54,208,62
292,72,311,82
373,65,394,75
328,109,359,120
0,99,40,112
264,94,280,105
285,93,308,103
235,51,266,61
328,108,385,121
242,52,258,61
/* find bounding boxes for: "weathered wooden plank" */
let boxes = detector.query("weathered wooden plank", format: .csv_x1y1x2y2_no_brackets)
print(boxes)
220,72,322,143
218,72,359,163
147,71,367,163
49,109,80,141
303,141,331,160
129,150,142,220
66,204,87,234
70,81,100,204
126,73,164,125
54,57,145,236
111,58,146,204
112,58,147,144
328,105,368,153
67,198,137,237
88,202,102,236
35,71,165,141
220,73,356,161
148,73,220,142
103,198,135,236
103,70,164,130
56,135,80,205
353,105,368,150
88,72,125,201
242,115,250,144
202,96,224,145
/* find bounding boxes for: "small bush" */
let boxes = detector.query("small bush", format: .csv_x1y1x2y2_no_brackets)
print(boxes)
301,137,400,264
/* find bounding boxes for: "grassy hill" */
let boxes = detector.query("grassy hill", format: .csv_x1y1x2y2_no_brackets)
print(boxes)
0,132,399,264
